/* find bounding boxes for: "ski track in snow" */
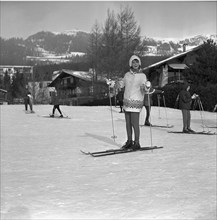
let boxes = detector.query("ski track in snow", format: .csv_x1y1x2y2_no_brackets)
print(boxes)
1,105,216,220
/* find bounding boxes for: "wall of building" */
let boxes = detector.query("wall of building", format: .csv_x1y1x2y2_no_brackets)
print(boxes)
51,74,108,106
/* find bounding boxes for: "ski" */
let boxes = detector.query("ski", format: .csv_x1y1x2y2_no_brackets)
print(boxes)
141,124,174,128
81,148,127,155
25,110,35,114
81,146,163,157
168,131,216,135
201,125,217,129
38,115,70,119
48,114,70,119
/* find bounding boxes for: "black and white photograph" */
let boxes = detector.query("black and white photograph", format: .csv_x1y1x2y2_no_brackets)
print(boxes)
0,0,217,219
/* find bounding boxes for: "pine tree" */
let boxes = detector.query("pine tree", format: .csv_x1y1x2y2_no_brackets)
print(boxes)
100,9,120,79
11,72,27,98
116,5,141,74
183,39,217,86
88,22,102,80
2,71,13,101
87,5,142,80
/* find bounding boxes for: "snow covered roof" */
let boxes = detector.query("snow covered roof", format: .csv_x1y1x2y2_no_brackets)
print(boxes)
143,44,203,71
0,65,33,68
0,89,7,93
49,69,106,87
168,63,188,69
61,69,93,81
49,69,91,87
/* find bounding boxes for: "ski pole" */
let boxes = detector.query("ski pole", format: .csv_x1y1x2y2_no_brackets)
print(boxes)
157,94,161,119
198,98,205,131
162,95,169,128
193,99,198,110
61,110,69,118
108,86,117,141
197,97,209,132
147,91,153,148
215,110,217,140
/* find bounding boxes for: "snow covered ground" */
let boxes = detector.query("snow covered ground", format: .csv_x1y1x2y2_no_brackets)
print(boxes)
1,104,216,220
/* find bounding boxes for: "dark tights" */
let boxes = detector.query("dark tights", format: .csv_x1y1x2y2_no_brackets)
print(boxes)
124,112,140,143
119,101,123,112
24,100,33,111
52,105,62,115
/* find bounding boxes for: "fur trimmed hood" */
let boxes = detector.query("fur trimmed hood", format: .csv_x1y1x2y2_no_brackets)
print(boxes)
129,55,141,67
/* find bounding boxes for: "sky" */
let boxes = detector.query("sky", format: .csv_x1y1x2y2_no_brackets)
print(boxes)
0,1,216,40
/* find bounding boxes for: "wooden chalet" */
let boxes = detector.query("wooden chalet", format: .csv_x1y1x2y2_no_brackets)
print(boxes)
0,89,8,104
0,65,33,80
143,44,204,88
48,69,108,105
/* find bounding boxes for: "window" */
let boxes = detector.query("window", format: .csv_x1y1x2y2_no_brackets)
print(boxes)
64,79,67,86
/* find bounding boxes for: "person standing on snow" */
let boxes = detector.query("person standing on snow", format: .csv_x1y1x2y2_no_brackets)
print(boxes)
24,90,34,113
120,55,148,150
178,82,198,133
143,81,164,126
50,89,63,118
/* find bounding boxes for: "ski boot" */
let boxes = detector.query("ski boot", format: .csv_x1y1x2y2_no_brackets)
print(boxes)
131,142,141,151
121,140,133,150
187,128,195,133
144,121,152,126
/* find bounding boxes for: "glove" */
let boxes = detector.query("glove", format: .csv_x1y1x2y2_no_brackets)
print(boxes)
191,93,198,99
145,81,151,89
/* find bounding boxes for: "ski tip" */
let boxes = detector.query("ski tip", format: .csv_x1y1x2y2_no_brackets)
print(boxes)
80,150,90,155
146,146,163,150
168,131,216,135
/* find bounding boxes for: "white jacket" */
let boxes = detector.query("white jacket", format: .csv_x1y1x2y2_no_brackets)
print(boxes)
123,70,147,112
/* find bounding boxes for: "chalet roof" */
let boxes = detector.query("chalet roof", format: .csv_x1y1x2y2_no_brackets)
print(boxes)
0,89,7,93
168,63,188,69
49,69,92,87
0,65,33,69
143,44,204,71
61,69,93,81
49,69,106,87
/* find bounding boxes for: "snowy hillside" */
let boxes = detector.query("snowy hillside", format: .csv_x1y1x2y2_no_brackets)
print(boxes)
27,32,216,62
1,30,216,65
142,34,217,56
52,29,89,36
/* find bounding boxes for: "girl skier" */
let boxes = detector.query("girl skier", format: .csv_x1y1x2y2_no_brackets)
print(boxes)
121,55,149,150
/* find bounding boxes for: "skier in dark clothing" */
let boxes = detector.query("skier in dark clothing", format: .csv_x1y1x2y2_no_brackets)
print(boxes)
143,81,164,126
178,82,198,133
50,90,63,118
117,88,124,113
24,91,34,113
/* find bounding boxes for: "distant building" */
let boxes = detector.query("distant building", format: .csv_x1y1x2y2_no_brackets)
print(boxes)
0,89,8,105
143,44,204,87
48,69,108,105
0,65,33,81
